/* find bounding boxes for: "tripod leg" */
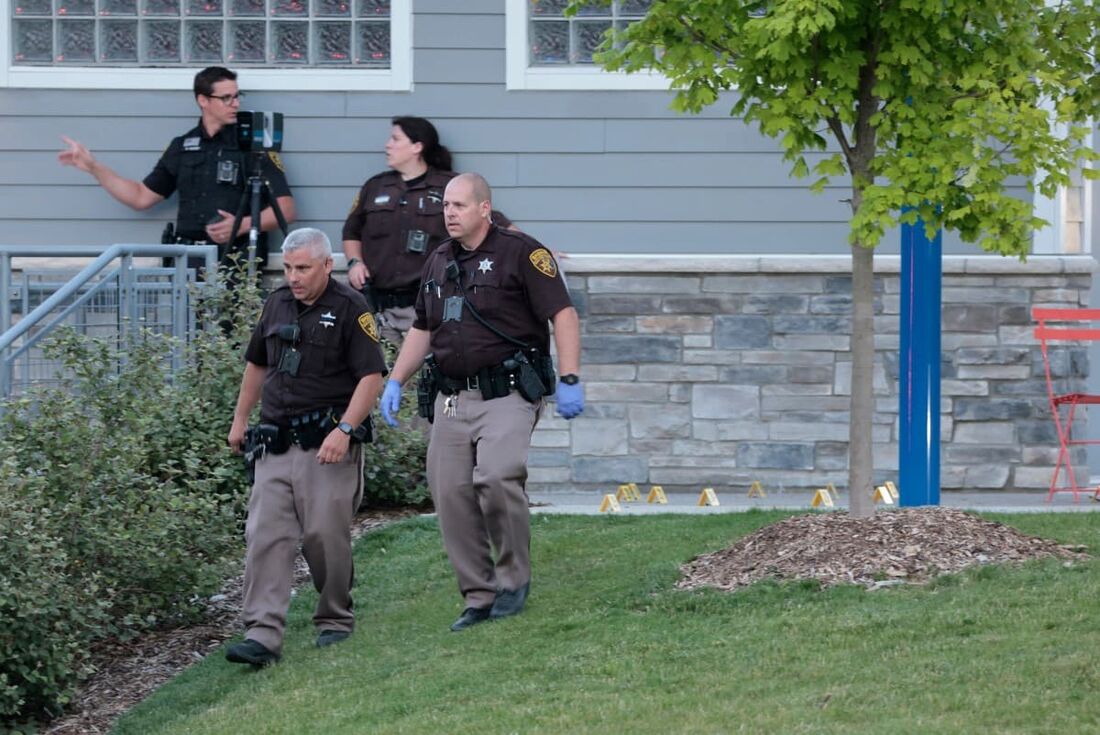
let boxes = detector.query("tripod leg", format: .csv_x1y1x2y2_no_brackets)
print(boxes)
263,179,290,235
229,184,250,254
248,177,263,281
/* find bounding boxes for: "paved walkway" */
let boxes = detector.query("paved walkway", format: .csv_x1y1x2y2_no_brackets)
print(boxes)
527,489,1100,514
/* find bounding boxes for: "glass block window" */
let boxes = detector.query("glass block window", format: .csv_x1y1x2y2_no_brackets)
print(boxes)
10,0,392,66
529,0,649,65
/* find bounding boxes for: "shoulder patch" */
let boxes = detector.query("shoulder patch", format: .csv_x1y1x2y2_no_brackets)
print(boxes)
528,248,558,278
348,191,360,215
358,312,380,342
267,151,286,172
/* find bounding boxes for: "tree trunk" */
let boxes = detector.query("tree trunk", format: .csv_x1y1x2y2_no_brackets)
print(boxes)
848,241,875,518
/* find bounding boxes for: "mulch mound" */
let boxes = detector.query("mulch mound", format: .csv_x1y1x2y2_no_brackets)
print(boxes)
678,507,1088,592
42,509,415,735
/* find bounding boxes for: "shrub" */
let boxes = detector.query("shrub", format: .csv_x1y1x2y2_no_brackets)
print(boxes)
0,263,432,725
361,341,430,509
0,491,110,722
0,266,260,725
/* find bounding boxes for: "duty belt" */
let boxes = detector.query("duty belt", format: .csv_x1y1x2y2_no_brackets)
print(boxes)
438,374,484,394
435,351,552,404
372,287,418,310
438,363,523,400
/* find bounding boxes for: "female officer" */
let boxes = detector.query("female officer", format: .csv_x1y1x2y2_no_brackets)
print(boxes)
341,117,453,345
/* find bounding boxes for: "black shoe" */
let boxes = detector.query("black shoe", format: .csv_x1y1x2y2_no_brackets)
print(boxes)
316,630,351,648
490,582,530,620
226,639,279,667
450,606,492,632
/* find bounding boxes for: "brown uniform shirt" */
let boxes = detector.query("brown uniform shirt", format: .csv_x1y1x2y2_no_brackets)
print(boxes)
340,168,454,292
245,277,387,422
413,226,572,378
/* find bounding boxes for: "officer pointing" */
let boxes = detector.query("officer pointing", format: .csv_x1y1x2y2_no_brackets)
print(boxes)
381,172,584,632
58,66,296,267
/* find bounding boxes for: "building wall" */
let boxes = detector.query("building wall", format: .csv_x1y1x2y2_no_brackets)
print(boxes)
526,254,1093,495
0,2,1025,254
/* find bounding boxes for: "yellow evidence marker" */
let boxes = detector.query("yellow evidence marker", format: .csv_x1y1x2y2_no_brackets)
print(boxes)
872,485,895,505
599,494,622,513
697,487,720,507
884,481,899,500
826,482,839,499
646,485,668,504
747,480,766,498
811,488,834,508
616,483,641,502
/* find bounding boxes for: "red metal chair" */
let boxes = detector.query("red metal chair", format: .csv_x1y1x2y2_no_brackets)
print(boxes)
1032,307,1100,501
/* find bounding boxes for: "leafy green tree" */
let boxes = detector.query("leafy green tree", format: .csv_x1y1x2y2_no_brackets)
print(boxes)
572,0,1100,516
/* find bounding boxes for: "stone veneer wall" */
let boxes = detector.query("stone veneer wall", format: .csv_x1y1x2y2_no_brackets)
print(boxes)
527,254,1096,494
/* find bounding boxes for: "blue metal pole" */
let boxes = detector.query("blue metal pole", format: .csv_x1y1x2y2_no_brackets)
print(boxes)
898,207,942,506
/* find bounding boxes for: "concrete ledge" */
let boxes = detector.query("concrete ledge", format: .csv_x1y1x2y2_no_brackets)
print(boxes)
556,253,1097,275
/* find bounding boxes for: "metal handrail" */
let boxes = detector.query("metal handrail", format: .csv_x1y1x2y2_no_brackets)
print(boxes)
0,244,216,352
9,270,122,361
0,244,217,396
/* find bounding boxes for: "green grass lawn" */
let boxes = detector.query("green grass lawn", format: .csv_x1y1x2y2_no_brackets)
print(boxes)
113,511,1100,735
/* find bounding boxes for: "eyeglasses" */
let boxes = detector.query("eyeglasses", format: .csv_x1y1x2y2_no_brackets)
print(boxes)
206,92,244,104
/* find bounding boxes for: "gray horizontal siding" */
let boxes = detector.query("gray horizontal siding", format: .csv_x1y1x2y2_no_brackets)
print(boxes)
0,184,854,222
0,85,719,119
0,2,1043,255
416,13,504,49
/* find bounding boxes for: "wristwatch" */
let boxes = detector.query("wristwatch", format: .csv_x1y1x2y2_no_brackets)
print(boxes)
346,258,361,268
559,374,580,385
336,421,355,435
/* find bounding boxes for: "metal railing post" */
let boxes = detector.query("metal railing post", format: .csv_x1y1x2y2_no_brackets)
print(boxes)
0,244,219,399
0,252,10,398
172,253,188,373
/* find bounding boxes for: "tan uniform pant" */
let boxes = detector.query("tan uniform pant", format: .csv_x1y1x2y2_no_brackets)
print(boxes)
427,389,541,609
241,443,363,655
378,305,416,347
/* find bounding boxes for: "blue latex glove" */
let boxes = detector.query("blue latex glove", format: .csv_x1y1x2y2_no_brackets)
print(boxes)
555,380,585,419
380,379,402,427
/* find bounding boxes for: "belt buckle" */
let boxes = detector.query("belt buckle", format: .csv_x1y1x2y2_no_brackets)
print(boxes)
465,375,479,391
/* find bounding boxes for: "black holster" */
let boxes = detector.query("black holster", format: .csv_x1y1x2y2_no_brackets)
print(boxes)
358,283,378,313
510,350,548,403
243,423,286,483
417,355,441,423
470,350,550,404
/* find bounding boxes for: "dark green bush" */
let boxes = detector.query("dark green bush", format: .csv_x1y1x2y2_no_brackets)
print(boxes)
0,267,260,725
362,341,430,509
366,419,431,508
0,264,431,725
0,491,109,721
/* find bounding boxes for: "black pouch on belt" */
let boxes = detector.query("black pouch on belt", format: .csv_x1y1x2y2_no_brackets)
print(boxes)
512,351,546,403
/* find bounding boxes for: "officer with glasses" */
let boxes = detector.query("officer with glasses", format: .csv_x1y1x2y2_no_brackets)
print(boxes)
58,66,296,271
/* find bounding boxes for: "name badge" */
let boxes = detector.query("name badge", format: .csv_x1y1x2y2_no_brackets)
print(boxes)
373,194,391,204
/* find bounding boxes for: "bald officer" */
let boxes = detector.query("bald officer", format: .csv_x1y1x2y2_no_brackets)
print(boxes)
380,173,585,632
226,227,386,666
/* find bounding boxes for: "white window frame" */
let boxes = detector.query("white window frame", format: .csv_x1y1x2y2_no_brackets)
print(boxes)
0,0,412,91
1032,117,1094,255
505,0,668,91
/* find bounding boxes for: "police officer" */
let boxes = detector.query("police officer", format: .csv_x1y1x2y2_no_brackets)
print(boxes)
341,117,511,346
380,173,585,632
58,66,296,269
225,227,386,666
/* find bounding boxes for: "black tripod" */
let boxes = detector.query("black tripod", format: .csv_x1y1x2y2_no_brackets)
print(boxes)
229,150,290,281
